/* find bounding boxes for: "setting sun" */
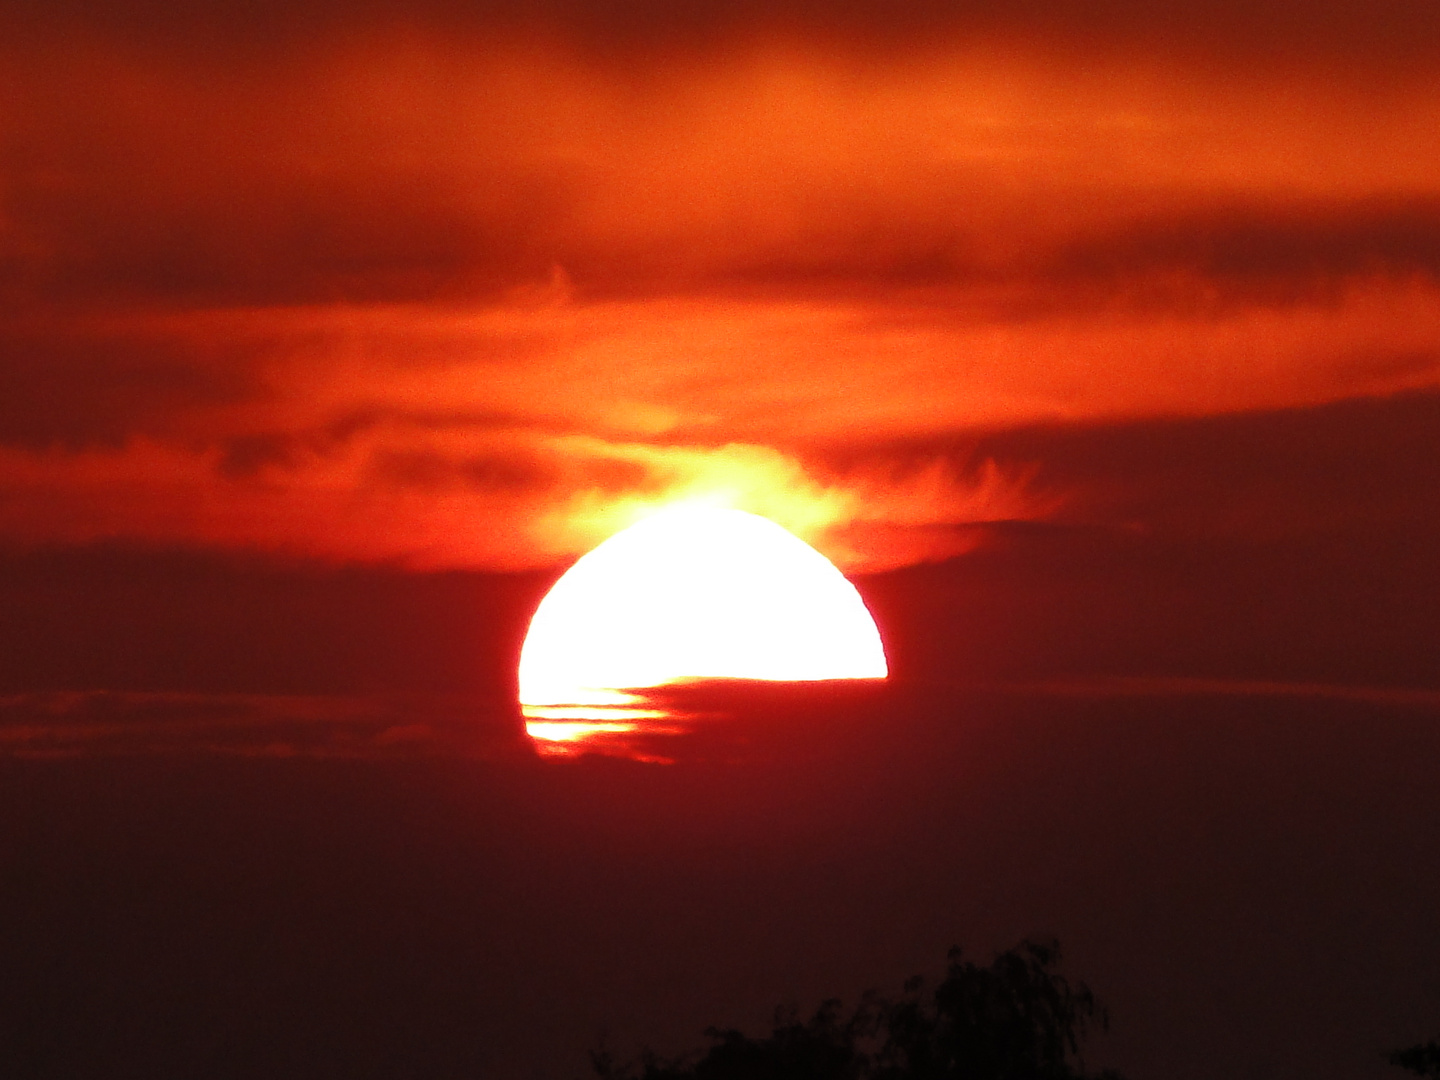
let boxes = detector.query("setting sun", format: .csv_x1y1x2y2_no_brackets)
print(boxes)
517,506,887,707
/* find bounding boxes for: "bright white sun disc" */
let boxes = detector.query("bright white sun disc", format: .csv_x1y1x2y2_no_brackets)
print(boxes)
518,506,887,705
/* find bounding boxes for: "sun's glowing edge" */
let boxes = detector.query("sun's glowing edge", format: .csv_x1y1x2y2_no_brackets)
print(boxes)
517,505,888,707
525,721,640,742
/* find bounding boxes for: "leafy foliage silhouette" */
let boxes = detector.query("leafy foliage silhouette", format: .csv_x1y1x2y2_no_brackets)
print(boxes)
1390,1040,1440,1078
591,939,1123,1080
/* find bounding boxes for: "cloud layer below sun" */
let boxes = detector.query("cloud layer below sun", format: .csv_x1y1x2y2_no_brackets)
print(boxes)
2,2,1439,569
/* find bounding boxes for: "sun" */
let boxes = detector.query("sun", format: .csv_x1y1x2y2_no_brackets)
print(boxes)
518,505,887,706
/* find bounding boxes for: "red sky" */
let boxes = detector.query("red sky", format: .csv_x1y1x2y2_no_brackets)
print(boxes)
4,0,1439,571
3,11,1440,1078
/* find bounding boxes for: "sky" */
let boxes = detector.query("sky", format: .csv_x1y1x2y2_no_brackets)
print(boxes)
2,3,1439,1079
3,0,1440,571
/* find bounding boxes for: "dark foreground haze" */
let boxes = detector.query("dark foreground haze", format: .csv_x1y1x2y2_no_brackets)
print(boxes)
2,683,1437,1080
2,495,1439,1080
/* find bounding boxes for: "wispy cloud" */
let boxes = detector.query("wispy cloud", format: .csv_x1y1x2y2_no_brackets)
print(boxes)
2,13,1438,569
986,676,1440,710
0,692,530,760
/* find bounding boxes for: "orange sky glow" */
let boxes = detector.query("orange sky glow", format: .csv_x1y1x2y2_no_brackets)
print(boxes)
3,2,1438,570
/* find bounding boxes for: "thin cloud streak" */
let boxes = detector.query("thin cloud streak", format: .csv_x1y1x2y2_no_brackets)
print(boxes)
6,677,1438,761
0,691,528,759
984,676,1440,710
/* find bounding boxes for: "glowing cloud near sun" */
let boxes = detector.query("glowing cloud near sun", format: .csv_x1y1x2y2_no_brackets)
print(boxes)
518,506,887,706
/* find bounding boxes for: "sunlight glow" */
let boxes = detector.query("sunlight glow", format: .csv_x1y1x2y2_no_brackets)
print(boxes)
518,505,888,707
521,705,667,721
524,721,640,742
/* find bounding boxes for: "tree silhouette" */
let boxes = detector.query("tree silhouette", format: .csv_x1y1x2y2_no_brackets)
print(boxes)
1390,1040,1440,1078
591,939,1123,1080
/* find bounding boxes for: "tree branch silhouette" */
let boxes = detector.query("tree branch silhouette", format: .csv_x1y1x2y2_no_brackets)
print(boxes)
591,938,1124,1080
1390,1039,1440,1079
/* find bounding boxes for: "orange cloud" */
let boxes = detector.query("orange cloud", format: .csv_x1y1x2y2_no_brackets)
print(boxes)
2,22,1440,569
0,424,1053,571
2,278,1438,568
